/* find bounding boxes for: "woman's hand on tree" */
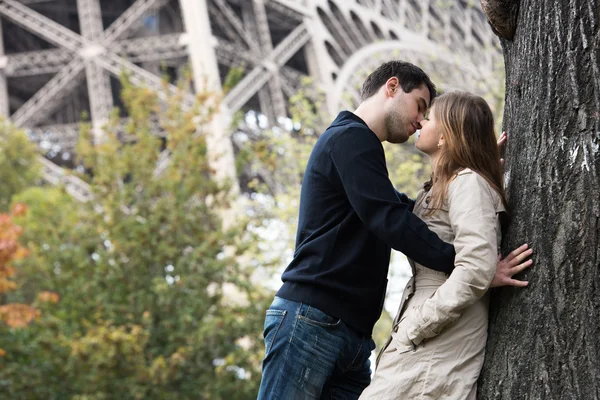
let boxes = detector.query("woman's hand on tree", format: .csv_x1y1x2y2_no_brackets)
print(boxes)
491,243,533,288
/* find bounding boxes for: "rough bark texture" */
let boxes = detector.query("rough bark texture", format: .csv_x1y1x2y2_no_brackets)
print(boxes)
479,1,600,399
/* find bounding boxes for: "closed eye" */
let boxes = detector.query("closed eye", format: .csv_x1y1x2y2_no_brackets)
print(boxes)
418,98,428,115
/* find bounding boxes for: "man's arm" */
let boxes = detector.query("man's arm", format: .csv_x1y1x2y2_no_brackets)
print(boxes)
395,190,416,211
329,127,455,273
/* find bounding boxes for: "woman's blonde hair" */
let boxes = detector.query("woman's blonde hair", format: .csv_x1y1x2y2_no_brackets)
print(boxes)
425,91,508,214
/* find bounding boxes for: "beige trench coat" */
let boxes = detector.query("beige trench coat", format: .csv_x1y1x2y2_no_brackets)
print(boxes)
360,169,505,400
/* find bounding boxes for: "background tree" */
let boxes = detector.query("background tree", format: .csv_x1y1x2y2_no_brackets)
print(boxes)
0,121,39,212
478,1,600,398
0,204,39,333
0,77,272,400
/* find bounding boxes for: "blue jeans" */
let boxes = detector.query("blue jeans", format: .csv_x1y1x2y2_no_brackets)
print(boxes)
257,296,375,400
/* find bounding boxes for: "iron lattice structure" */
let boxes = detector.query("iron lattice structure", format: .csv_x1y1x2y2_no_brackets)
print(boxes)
0,0,501,201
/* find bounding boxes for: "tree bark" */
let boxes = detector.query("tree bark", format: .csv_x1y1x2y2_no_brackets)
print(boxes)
479,1,600,399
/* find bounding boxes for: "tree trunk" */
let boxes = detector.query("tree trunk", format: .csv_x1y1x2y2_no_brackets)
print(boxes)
478,1,600,399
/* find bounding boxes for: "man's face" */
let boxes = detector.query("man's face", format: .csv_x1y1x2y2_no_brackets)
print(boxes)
384,85,431,144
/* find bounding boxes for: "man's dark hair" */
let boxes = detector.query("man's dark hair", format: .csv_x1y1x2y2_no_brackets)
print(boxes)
360,61,436,102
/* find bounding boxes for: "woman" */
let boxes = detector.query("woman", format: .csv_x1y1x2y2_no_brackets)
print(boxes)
360,91,517,399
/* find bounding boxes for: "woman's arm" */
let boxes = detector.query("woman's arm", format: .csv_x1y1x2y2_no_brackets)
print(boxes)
401,171,499,346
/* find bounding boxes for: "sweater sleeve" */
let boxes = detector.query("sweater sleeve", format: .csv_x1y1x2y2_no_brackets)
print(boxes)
395,190,416,211
329,127,455,273
402,171,500,345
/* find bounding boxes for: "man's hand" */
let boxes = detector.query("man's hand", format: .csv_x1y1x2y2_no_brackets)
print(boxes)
491,243,533,288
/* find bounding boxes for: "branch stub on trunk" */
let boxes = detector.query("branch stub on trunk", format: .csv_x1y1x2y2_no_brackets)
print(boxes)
480,0,520,41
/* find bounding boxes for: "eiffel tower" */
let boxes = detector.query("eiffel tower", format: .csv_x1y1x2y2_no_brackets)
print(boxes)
0,0,501,201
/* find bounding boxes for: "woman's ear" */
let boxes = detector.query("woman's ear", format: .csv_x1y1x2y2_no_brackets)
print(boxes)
437,135,445,149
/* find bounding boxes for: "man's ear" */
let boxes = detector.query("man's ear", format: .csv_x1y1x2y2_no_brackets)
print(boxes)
386,77,399,96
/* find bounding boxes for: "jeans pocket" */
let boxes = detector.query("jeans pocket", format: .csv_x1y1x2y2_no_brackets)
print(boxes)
264,309,287,355
298,305,341,328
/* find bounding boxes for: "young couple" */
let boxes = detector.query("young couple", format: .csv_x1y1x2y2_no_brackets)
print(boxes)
257,61,533,399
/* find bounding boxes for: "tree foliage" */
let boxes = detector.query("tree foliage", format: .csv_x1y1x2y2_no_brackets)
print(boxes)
0,77,272,399
0,120,40,212
0,204,39,334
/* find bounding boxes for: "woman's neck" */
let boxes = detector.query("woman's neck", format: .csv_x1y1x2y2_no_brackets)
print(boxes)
428,152,441,177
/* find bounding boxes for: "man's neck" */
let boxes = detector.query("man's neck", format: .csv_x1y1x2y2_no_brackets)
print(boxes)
353,101,386,142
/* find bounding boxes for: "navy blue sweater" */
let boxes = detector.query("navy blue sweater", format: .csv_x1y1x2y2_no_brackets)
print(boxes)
277,111,455,336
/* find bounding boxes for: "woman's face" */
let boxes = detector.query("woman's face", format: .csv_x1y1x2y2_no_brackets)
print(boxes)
415,106,443,156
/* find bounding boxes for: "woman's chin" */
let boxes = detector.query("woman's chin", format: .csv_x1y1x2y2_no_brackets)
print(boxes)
415,145,433,157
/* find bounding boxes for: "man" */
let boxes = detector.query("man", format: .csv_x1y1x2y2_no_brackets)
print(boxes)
257,61,532,399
